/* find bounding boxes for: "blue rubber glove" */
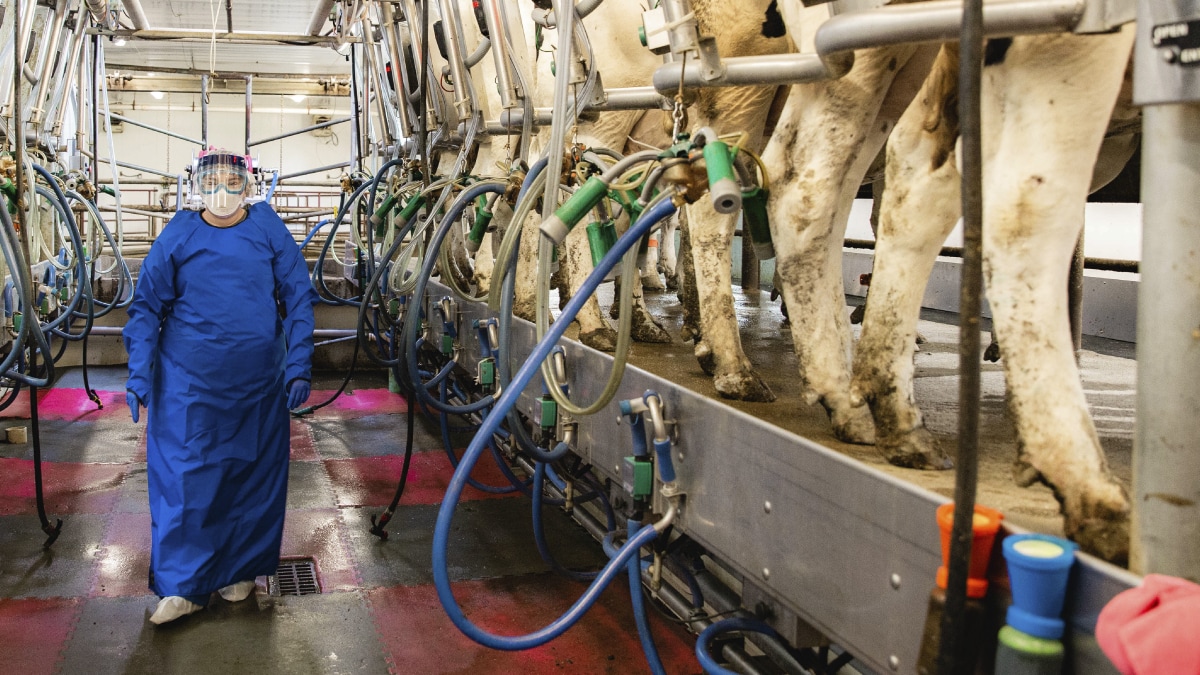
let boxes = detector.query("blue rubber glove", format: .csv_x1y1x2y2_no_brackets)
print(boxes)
287,379,311,410
126,390,143,423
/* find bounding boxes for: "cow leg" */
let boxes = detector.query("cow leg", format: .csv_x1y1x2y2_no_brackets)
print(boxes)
562,226,620,352
690,202,775,401
676,209,702,345
766,47,921,443
852,46,961,469
981,29,1133,563
659,214,680,289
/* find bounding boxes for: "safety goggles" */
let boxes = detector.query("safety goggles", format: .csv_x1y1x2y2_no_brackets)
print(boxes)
194,150,252,195
197,169,249,195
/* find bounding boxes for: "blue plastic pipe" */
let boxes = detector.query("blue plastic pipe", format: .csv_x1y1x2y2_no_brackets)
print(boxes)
431,196,678,650
696,618,785,675
628,519,667,675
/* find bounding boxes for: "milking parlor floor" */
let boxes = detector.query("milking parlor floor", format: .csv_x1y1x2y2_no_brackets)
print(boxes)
595,284,1136,540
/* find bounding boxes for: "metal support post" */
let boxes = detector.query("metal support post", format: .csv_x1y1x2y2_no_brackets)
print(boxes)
380,2,414,138
937,0,984,669
481,0,519,109
436,0,474,120
349,45,362,173
201,74,209,148
1132,103,1200,580
244,74,253,156
26,0,68,126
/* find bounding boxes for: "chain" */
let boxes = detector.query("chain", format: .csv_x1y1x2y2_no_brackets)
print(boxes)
672,51,688,140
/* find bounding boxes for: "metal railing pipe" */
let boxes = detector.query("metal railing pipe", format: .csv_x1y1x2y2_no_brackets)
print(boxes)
277,162,351,182
103,111,205,145
248,117,351,147
651,0,1085,94
80,149,180,179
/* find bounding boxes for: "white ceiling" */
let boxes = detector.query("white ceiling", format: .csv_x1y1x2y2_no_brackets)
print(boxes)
104,0,352,78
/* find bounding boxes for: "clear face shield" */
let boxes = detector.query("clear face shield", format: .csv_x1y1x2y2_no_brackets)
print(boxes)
194,150,252,218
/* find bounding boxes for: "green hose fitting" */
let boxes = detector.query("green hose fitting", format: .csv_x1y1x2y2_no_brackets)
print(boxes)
477,358,496,388
540,395,558,431
466,195,493,254
440,333,454,355
396,193,427,225
741,186,775,260
702,140,741,214
585,220,619,268
99,185,116,197
609,189,644,224
540,175,608,245
370,192,399,236
0,178,16,214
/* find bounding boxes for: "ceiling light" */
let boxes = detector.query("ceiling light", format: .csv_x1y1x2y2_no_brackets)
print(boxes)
289,94,306,103
149,91,165,100
113,37,126,46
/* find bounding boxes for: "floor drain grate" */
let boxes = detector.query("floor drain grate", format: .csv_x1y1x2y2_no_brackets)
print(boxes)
269,557,321,596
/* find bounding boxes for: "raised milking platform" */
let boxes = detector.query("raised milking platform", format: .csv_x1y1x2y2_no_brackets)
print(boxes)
427,280,1139,675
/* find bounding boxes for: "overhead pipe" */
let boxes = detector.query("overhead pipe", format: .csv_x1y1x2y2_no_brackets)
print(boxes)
83,0,108,27
651,0,1089,94
306,0,336,36
91,28,357,45
529,0,605,28
123,0,150,30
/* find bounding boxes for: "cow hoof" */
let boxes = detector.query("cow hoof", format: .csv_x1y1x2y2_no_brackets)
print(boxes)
915,332,927,345
632,320,672,344
831,405,876,446
984,341,1002,362
880,429,953,470
849,304,865,325
714,370,776,402
665,274,679,290
580,326,618,352
1068,512,1129,565
641,274,667,291
694,342,716,376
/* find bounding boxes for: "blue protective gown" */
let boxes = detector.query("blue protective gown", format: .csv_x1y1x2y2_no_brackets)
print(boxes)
124,202,317,602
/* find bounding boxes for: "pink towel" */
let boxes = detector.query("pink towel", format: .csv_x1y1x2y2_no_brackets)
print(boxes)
1096,573,1200,675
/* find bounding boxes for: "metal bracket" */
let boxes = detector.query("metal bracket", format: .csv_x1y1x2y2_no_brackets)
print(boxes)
697,35,726,82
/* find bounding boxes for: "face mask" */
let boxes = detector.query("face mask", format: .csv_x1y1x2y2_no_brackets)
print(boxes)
203,190,244,218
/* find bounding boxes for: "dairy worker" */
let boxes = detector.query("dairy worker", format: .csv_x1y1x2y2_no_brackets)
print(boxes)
123,149,318,625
